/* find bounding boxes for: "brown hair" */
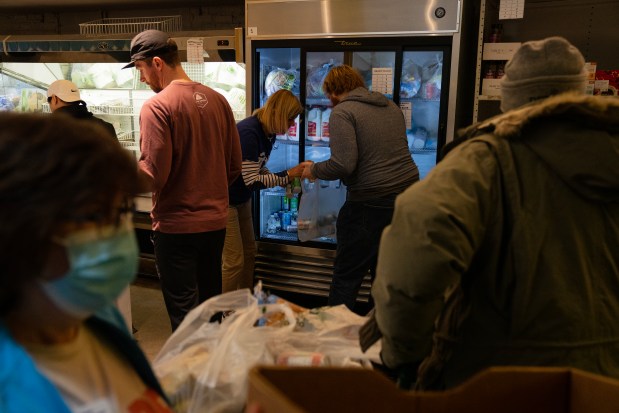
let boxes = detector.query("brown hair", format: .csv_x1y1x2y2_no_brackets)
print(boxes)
254,89,303,135
322,64,366,96
0,112,141,315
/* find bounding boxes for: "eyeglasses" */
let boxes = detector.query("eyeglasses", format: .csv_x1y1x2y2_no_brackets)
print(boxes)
69,200,136,226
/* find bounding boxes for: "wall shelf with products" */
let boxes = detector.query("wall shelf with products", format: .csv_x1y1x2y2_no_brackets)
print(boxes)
473,0,619,124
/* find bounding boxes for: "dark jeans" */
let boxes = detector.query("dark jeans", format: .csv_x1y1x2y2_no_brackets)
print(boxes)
328,195,397,313
152,229,226,331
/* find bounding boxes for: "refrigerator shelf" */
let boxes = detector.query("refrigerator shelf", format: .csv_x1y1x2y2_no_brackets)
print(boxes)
402,96,442,103
117,130,135,141
261,189,286,197
305,140,330,148
274,138,299,146
306,98,331,106
89,105,134,116
411,147,438,154
262,231,298,242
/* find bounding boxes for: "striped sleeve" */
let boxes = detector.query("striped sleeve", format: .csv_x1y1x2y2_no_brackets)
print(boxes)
242,160,289,190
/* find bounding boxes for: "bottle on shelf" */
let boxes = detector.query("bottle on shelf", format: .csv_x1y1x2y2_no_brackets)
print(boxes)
274,213,282,232
496,62,505,79
266,214,277,234
320,108,331,143
292,177,302,194
306,107,321,142
290,195,299,212
484,63,497,79
488,23,503,43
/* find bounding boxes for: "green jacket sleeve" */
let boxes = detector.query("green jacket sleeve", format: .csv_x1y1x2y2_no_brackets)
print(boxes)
372,139,500,368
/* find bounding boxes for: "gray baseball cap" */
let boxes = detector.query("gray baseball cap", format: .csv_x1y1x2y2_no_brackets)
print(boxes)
122,30,175,69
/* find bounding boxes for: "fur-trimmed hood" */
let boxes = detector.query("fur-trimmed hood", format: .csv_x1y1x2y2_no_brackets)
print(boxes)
455,93,619,202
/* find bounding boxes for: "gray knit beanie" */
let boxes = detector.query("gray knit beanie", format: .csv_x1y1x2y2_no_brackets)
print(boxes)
500,36,587,112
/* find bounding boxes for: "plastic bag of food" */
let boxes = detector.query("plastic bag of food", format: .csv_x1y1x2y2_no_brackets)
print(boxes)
306,62,335,98
264,68,298,97
400,58,422,99
419,55,443,100
153,288,296,413
297,179,346,242
153,282,382,413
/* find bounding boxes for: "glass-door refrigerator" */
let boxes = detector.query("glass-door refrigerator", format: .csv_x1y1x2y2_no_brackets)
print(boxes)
246,0,471,304
252,39,451,245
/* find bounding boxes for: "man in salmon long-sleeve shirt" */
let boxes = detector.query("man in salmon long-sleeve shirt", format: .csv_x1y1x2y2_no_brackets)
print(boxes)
124,30,242,331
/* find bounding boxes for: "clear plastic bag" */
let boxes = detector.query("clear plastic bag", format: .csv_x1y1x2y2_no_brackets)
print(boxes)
297,179,347,242
306,62,335,98
152,285,381,413
153,289,296,413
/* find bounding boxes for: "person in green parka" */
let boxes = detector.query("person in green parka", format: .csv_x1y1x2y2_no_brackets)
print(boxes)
366,36,619,390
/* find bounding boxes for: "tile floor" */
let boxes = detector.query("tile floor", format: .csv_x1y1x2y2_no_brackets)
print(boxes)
130,276,172,362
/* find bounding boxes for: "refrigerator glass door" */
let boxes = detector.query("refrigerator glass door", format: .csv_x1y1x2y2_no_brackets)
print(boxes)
255,47,302,241
303,51,347,244
352,51,397,100
400,50,444,179
305,51,344,160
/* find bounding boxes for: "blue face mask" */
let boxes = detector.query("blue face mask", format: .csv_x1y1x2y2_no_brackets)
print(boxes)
40,220,139,319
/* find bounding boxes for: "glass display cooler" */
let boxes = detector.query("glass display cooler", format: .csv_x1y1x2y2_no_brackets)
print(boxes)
0,29,246,278
245,0,473,303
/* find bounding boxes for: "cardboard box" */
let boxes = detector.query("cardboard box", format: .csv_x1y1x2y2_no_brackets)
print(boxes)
248,365,619,413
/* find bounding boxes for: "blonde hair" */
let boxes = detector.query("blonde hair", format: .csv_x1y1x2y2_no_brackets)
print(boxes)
254,89,303,135
322,65,366,96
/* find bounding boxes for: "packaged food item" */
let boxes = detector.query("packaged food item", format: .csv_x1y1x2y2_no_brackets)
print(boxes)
306,107,321,141
276,351,326,366
488,23,503,43
88,64,115,89
306,62,334,98
226,87,247,114
0,95,15,112
216,62,246,89
400,59,422,99
264,68,298,97
594,70,619,96
320,108,331,142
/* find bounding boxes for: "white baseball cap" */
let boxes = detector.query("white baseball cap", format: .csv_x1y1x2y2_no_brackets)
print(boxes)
47,79,82,103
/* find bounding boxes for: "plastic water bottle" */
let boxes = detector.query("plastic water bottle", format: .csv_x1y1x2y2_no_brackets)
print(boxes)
267,214,277,234
274,213,282,232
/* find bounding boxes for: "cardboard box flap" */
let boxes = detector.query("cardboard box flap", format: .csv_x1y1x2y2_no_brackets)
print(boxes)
248,365,619,413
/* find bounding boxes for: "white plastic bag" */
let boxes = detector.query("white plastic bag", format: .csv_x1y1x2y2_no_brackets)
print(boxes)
297,179,346,242
152,287,381,413
153,289,296,413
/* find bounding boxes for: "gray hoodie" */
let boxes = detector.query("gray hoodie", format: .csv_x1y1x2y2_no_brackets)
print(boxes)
311,87,419,201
